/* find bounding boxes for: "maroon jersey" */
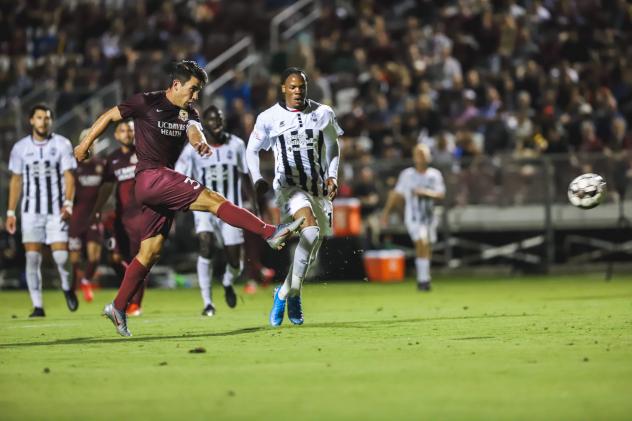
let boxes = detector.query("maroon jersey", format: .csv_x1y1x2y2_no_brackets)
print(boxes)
117,91,200,173
104,147,141,223
70,158,106,233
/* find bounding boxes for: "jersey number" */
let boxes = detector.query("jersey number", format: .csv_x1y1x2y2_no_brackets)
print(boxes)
184,177,201,190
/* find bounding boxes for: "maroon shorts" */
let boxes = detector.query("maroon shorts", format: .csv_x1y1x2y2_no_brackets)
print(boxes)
69,222,104,252
135,167,205,241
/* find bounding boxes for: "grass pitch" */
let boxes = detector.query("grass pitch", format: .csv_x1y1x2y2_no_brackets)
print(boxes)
1,274,631,421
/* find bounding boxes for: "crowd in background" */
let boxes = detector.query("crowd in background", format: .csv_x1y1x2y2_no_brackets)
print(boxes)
2,0,632,208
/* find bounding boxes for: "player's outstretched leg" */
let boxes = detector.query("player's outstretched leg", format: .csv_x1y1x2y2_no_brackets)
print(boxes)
212,200,304,250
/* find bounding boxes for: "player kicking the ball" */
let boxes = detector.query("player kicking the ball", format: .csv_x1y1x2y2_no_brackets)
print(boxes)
74,60,303,336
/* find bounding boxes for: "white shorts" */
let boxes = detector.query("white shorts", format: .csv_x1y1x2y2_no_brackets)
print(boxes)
406,222,438,244
193,211,244,246
21,213,69,245
275,187,333,236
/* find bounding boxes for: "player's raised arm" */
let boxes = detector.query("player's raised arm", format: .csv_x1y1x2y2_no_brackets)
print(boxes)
75,106,123,161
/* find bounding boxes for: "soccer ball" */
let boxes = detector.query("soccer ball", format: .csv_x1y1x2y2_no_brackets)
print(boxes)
567,173,607,209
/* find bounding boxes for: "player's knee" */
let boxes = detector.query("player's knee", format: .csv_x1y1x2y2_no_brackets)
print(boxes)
301,226,320,249
198,232,215,259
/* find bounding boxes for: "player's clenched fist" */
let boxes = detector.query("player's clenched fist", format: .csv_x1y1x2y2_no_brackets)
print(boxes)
193,141,213,157
74,145,91,162
325,177,338,200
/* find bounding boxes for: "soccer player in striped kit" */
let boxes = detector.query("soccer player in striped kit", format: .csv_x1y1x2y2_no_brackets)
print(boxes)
74,60,303,337
382,144,445,291
176,105,253,316
5,104,78,317
246,68,343,326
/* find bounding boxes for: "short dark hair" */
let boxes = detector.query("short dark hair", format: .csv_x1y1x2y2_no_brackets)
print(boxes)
281,67,308,84
169,60,208,86
29,103,53,119
114,119,132,129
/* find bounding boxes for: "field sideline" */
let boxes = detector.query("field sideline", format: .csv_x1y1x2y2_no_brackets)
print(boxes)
1,274,631,420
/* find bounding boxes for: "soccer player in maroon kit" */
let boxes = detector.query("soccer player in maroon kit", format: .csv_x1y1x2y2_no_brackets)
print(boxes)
69,131,106,303
74,60,303,336
92,120,145,316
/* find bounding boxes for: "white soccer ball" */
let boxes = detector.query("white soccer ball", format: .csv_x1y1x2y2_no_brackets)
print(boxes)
567,173,607,209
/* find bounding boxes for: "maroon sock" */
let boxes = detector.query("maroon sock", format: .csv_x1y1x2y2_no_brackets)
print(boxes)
216,201,275,239
113,258,150,311
84,261,97,282
130,277,149,306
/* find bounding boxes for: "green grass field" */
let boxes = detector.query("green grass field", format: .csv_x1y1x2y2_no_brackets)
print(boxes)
1,274,631,420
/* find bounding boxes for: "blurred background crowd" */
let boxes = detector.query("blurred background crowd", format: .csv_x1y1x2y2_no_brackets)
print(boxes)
2,0,632,208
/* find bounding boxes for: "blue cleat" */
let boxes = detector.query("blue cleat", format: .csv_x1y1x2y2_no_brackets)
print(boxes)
269,287,286,327
287,295,304,325
287,295,303,325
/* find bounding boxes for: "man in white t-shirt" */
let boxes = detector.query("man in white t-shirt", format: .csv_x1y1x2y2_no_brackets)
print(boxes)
5,104,77,316
382,144,445,291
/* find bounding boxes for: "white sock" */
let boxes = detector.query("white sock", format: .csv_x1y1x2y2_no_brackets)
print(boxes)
222,262,242,287
415,257,430,284
289,226,320,296
197,256,212,306
52,250,71,291
278,264,291,300
25,251,43,308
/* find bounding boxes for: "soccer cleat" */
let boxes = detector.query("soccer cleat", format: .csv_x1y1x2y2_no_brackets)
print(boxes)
266,217,305,250
80,279,94,302
417,281,432,292
269,287,286,327
63,289,79,312
287,295,304,325
224,285,237,308
29,307,45,318
201,303,216,317
126,303,142,317
102,303,132,337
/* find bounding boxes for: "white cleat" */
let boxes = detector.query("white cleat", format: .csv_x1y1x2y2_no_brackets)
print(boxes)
266,217,305,250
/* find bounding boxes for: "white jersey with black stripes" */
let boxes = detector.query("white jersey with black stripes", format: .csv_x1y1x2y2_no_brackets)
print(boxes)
8,133,76,216
246,99,342,197
175,134,248,206
394,167,445,226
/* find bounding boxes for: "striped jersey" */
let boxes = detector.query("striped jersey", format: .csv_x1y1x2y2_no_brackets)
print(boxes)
247,100,343,196
395,167,445,225
175,134,248,206
8,133,77,215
